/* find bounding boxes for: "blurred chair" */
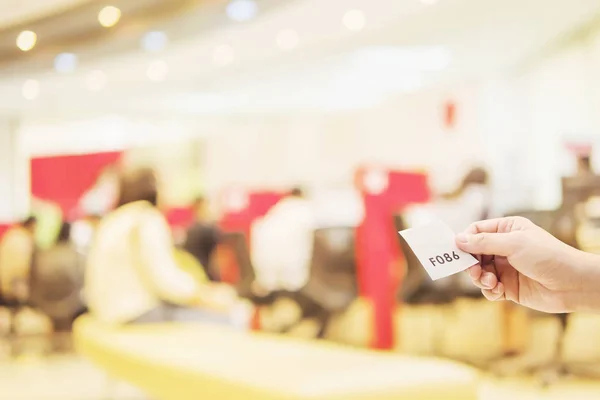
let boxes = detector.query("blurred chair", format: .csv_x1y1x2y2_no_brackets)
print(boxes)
296,227,358,339
561,313,600,377
217,232,256,300
562,176,600,214
302,227,357,312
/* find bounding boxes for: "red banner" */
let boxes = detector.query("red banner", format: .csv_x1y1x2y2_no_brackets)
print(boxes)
31,152,122,218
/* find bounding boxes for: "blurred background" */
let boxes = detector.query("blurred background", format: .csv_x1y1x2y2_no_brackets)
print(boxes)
3,0,600,399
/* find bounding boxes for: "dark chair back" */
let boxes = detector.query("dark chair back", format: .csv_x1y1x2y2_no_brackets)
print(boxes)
301,227,358,311
393,215,429,302
218,232,256,298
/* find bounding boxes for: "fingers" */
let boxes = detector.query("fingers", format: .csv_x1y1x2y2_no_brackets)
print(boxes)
461,217,531,235
456,231,520,257
480,271,498,289
467,265,482,281
466,261,505,301
482,282,505,301
467,264,497,290
462,218,507,235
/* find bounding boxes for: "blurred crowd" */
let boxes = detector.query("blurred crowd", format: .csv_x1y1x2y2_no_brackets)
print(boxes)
0,150,600,379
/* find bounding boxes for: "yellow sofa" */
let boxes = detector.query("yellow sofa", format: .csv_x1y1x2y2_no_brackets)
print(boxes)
74,316,479,400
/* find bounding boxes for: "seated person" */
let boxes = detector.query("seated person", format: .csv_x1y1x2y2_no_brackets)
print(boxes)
85,168,246,325
30,222,83,331
183,196,221,282
0,216,37,305
251,188,316,294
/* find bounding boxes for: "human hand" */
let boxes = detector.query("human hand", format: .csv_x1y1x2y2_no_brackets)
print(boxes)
12,280,30,303
251,281,271,297
455,217,600,313
192,283,238,312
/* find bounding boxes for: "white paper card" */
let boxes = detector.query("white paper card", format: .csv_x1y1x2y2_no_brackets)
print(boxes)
399,220,478,281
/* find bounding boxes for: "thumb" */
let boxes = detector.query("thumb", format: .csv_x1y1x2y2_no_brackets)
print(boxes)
455,232,519,257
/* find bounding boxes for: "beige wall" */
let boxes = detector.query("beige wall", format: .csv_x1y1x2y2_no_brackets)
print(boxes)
19,26,600,216
202,85,485,198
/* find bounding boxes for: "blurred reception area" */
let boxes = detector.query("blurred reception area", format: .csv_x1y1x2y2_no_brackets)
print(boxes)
4,0,600,399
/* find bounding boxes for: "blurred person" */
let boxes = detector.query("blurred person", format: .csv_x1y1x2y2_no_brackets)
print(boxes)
251,187,316,294
183,196,221,281
431,167,491,231
250,188,330,336
576,154,594,178
85,168,247,325
0,216,37,305
71,214,102,254
29,222,83,331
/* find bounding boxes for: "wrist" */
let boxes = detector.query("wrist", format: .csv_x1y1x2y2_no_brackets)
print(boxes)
569,250,600,312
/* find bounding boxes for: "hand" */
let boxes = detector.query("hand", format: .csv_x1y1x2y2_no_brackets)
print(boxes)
455,217,600,313
12,280,29,303
251,281,271,297
192,283,238,312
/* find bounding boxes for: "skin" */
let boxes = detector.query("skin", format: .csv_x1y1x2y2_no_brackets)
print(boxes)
455,216,600,314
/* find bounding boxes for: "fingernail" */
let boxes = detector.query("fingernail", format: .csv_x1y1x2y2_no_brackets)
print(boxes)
481,275,494,289
456,233,469,243
492,285,502,294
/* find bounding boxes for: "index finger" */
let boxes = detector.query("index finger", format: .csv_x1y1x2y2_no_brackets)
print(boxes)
463,217,531,235
463,218,506,235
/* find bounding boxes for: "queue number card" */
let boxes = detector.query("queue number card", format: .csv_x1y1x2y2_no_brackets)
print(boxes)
399,220,478,281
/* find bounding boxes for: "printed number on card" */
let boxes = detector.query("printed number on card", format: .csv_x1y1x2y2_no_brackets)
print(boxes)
428,251,460,267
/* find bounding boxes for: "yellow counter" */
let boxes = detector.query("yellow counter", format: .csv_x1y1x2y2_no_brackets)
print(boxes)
74,316,478,400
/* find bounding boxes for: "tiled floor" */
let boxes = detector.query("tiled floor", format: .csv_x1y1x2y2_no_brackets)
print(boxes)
3,355,600,399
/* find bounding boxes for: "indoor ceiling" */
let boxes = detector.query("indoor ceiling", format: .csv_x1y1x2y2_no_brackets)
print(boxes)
1,0,600,119
0,0,89,29
0,0,206,68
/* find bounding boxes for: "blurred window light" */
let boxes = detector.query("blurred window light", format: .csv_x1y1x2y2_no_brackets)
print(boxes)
213,45,235,66
86,70,108,91
98,6,121,28
54,53,78,73
343,10,366,32
142,31,168,52
16,30,37,51
147,60,169,81
226,0,258,22
22,79,40,100
421,0,439,4
351,46,451,71
276,29,299,51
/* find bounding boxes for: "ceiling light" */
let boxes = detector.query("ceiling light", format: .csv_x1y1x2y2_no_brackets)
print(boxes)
141,31,168,52
86,70,108,91
147,60,169,81
22,79,40,100
226,0,258,22
342,10,366,32
98,6,121,28
16,31,37,52
54,53,78,73
276,29,299,51
213,45,235,66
